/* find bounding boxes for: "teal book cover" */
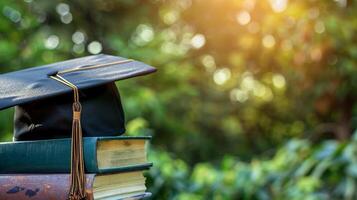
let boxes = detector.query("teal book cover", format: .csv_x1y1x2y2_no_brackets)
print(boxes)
0,136,152,174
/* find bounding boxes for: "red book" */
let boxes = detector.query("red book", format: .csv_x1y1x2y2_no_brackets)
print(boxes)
0,172,150,200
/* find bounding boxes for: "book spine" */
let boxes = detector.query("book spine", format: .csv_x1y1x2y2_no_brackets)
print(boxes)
85,137,100,172
0,138,98,173
0,174,95,200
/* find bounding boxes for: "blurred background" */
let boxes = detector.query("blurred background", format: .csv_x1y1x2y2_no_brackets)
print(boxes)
0,0,357,199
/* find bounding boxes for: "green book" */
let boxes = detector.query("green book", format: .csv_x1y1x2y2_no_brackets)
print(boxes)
0,136,152,174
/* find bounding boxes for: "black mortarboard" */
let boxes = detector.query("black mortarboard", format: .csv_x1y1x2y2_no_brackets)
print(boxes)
0,54,156,141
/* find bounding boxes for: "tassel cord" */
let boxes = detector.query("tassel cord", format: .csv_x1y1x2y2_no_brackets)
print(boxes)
50,75,87,200
49,59,133,200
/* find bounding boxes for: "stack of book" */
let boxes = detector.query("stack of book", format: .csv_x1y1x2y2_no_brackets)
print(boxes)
0,136,153,200
0,54,157,200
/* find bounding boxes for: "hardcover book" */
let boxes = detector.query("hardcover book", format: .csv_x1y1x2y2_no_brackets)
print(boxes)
0,172,151,200
0,136,152,174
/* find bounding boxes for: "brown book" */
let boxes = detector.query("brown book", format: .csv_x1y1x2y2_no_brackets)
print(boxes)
0,172,150,200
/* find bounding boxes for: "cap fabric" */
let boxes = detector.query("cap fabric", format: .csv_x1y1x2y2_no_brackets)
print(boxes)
0,54,156,110
14,83,125,140
0,54,156,141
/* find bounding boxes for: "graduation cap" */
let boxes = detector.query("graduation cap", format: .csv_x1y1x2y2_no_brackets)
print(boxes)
0,54,156,199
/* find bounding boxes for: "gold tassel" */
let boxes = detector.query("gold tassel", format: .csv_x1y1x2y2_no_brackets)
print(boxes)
50,75,87,200
49,60,133,200
69,102,86,200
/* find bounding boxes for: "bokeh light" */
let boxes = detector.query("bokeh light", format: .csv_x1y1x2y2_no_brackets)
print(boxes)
44,35,59,49
270,0,288,13
87,41,102,54
213,68,231,85
236,11,251,26
191,34,206,49
262,34,276,48
0,1,356,199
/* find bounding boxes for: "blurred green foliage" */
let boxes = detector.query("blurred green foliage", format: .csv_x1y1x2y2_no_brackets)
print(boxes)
0,0,356,199
147,131,357,200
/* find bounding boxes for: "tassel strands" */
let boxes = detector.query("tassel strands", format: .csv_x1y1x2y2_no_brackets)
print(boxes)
50,74,87,200
49,60,133,200
69,102,86,200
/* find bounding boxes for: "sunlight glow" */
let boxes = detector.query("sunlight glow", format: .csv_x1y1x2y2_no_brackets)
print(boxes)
335,0,347,7
236,11,251,26
241,75,255,91
88,41,102,54
191,34,206,49
240,74,274,101
213,68,231,85
272,74,286,89
44,35,59,49
132,24,155,46
60,13,72,24
56,3,72,24
139,25,154,42
201,55,216,72
161,9,180,25
262,35,276,48
270,0,288,13
253,83,273,101
56,3,69,16
72,31,85,44
230,89,249,103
